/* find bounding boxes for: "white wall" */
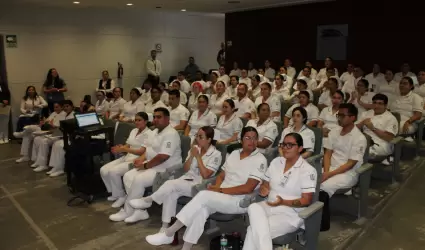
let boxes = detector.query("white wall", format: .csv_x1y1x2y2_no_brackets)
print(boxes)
0,5,224,117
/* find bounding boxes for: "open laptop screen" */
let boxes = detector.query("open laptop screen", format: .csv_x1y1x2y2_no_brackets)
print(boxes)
75,113,100,128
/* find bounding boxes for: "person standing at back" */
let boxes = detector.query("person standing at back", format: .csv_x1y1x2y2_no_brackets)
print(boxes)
96,70,115,93
43,68,67,115
146,50,162,85
184,57,200,82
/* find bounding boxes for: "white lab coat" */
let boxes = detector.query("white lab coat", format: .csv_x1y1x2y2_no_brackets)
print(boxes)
209,93,229,115
95,99,109,116
235,97,255,118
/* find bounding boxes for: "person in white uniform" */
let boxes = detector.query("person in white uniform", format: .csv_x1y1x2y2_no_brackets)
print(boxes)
316,57,339,82
390,77,423,135
296,66,317,91
284,91,319,128
283,58,297,78
347,79,374,115
376,69,400,104
216,99,243,145
145,126,267,249
319,103,367,231
174,71,191,94
246,103,278,154
255,82,281,122
94,91,109,117
272,74,291,102
109,107,182,223
36,100,75,176
217,66,230,85
185,95,218,143
140,80,152,104
101,112,154,208
145,86,167,121
119,88,145,122
14,86,48,134
413,70,425,102
108,87,127,120
229,62,241,77
16,101,65,164
170,81,188,106
342,66,364,96
357,94,398,159
209,81,229,115
188,82,203,112
394,63,418,84
129,126,221,232
339,63,354,85
205,71,219,96
248,75,262,101
317,90,344,147
234,83,255,120
158,82,169,106
168,89,190,130
96,70,115,93
247,62,258,78
264,60,276,81
239,69,252,88
226,75,239,99
365,64,385,92
317,77,338,110
288,79,314,104
243,132,317,250
297,62,317,80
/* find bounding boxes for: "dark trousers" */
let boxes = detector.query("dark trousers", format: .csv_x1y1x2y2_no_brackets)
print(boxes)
147,74,160,87
16,115,39,132
319,191,330,231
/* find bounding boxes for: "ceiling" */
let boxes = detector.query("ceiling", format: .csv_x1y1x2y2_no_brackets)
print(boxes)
10,0,328,13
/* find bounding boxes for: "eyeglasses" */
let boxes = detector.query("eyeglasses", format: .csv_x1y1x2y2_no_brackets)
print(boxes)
336,113,353,119
243,136,257,141
279,143,298,149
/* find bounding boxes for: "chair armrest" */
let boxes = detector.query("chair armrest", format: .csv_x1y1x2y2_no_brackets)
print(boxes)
355,163,373,175
191,176,217,196
390,136,404,144
239,190,266,208
298,201,324,219
306,154,323,164
152,164,184,192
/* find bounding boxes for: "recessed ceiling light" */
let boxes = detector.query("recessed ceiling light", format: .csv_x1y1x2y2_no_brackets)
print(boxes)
181,9,186,12
126,3,133,6
73,1,80,4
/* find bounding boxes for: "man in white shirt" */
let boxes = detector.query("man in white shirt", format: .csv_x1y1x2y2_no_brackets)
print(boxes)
395,63,418,84
170,81,188,106
234,83,255,119
191,71,206,89
295,67,317,91
264,60,276,81
239,69,252,88
168,89,190,130
339,63,354,85
229,62,241,77
145,86,168,120
342,66,364,95
414,70,425,102
175,71,191,94
365,64,385,92
316,57,339,82
217,66,230,85
146,50,161,84
247,62,257,78
284,58,296,78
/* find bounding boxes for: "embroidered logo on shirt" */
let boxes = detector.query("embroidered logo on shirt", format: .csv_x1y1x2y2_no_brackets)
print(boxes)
214,157,219,164
258,163,265,172
166,142,171,148
358,146,364,155
310,174,315,181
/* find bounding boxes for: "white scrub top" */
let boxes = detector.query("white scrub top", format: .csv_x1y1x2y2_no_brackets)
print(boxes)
161,91,169,105
340,72,353,85
272,86,291,101
220,148,267,191
285,103,319,127
188,93,201,112
124,127,154,161
229,69,241,77
357,110,398,155
376,80,400,103
216,113,243,141
145,100,167,121
249,86,261,100
350,92,373,115
280,125,315,153
182,145,222,184
413,83,425,102
188,109,218,139
178,90,188,105
121,100,145,121
169,104,190,128
254,95,281,122
95,99,109,116
226,86,237,99
210,93,229,114
218,75,230,85
264,68,276,81
265,156,317,228
316,68,339,82
179,80,191,94
246,118,278,153
342,77,363,94
324,126,367,175
239,77,252,88
145,125,182,172
108,98,127,118
390,91,423,122
248,69,258,78
319,106,340,130
318,90,333,107
394,72,418,84
235,97,255,118
46,111,66,127
140,89,152,104
289,89,314,103
365,73,385,92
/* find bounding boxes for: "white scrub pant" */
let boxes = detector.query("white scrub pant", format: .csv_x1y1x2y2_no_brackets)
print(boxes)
320,173,358,197
20,126,41,157
49,139,65,170
100,157,131,198
123,168,158,215
399,119,417,135
176,190,247,244
31,136,59,167
243,202,298,250
0,112,10,141
369,144,392,159
151,178,193,223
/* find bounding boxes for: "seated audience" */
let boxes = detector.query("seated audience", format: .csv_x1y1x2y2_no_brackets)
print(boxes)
365,64,385,92
15,86,48,133
188,82,203,112
272,74,291,101
216,99,243,145
284,91,319,128
246,103,278,154
79,95,95,113
110,108,182,223
96,70,115,93
119,88,144,122
107,87,127,120
297,61,317,80
317,90,344,145
145,126,267,248
248,74,262,101
342,66,364,95
243,133,316,250
209,81,229,115
43,68,67,114
100,112,153,208
0,79,10,144
376,69,400,103
315,68,341,92
191,70,206,89
258,68,265,77
274,67,293,90
168,90,190,130
170,81,188,106
247,62,258,78
239,69,252,88
234,83,255,120
255,82,281,122
226,76,239,99
184,57,200,82
348,79,374,115
318,78,340,110
288,79,314,103
185,95,217,143
174,71,191,94
264,60,276,81
413,70,425,101
158,82,169,105
140,80,153,104
106,92,114,102
129,126,221,232
395,63,417,84
145,86,168,120
229,62,241,77
295,66,317,91
357,94,398,160
95,91,109,117
319,103,367,231
316,57,339,82
217,66,230,85
283,58,297,78
205,71,219,95
339,63,354,85
281,107,315,158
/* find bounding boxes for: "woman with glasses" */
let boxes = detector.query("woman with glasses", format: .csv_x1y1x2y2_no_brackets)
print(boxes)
280,107,315,158
107,87,127,120
255,82,281,122
243,133,317,250
318,90,344,146
185,95,217,143
100,112,154,208
129,126,221,233
119,88,145,122
284,91,319,128
210,81,229,115
246,103,279,154
216,99,243,145
348,79,374,115
146,126,267,249
95,91,110,117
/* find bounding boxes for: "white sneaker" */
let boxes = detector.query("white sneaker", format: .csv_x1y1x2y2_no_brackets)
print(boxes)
49,170,65,177
145,232,174,246
13,132,24,138
16,157,30,163
34,166,49,172
111,197,126,208
124,209,149,223
0,139,5,144
107,196,118,202
109,209,130,222
46,169,54,175
129,198,152,209
30,162,39,168
2,139,9,144
405,137,414,142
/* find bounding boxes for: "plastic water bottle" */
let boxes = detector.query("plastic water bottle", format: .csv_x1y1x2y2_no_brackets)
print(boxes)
220,234,228,250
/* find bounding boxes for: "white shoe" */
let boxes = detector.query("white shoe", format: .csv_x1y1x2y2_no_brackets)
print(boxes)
16,157,30,163
404,136,414,142
34,166,49,172
46,169,54,175
129,198,152,209
49,170,65,177
30,162,39,168
13,132,24,138
109,209,130,222
124,209,149,223
145,232,174,246
111,197,126,208
0,139,5,144
2,139,9,144
107,196,118,201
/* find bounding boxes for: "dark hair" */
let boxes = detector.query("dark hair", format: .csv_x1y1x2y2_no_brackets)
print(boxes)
257,102,270,113
143,79,153,86
334,90,344,99
112,87,122,94
372,93,388,105
358,79,369,89
297,79,307,87
61,99,74,107
253,75,261,82
276,74,286,81
154,107,170,117
303,66,312,71
238,83,248,91
130,88,141,97
240,126,259,140
280,66,288,71
339,103,358,119
106,92,114,99
97,90,106,96
402,76,414,85
53,101,63,107
211,72,219,78
261,82,272,90
158,82,166,88
168,89,180,98
284,132,304,147
135,111,149,121
178,71,186,76
44,68,59,85
198,94,209,104
299,90,310,100
196,70,203,75
172,81,181,87
200,126,216,146
23,85,38,100
325,57,333,62
83,95,92,105
224,99,236,110
385,69,394,74
230,75,239,81
151,85,161,93
328,78,339,87
216,81,226,88
292,106,308,124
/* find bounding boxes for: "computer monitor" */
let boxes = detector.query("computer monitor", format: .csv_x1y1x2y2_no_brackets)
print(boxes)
75,113,100,128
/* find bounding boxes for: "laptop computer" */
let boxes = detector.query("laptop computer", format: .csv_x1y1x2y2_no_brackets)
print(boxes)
75,113,102,132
